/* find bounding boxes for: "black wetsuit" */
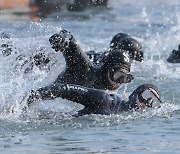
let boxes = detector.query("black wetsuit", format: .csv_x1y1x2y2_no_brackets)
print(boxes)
26,30,158,116
27,82,158,116
50,33,132,91
26,44,157,116
28,83,131,116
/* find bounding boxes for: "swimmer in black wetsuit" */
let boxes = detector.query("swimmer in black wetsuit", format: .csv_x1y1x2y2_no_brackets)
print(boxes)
47,29,135,90
86,32,144,64
24,30,162,116
167,44,180,63
27,82,162,116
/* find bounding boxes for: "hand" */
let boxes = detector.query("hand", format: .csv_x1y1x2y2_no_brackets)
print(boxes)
49,29,74,52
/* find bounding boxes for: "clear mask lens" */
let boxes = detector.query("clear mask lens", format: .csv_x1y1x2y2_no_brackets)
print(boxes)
113,71,125,80
140,89,162,108
109,67,133,83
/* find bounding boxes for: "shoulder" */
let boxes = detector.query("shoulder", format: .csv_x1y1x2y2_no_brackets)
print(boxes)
86,50,108,64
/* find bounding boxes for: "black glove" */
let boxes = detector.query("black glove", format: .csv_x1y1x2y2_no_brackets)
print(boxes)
49,29,74,52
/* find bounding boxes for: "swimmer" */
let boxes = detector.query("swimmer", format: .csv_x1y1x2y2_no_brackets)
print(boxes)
86,32,144,64
49,29,134,90
23,30,162,115
26,83,162,116
167,44,180,63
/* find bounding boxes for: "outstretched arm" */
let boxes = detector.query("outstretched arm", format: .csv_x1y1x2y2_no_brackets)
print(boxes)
26,83,117,115
49,30,93,70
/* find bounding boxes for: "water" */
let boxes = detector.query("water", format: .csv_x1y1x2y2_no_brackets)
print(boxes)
0,0,180,153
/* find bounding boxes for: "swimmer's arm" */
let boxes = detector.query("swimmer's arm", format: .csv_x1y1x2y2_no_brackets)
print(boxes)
62,41,93,69
49,29,93,70
26,84,110,109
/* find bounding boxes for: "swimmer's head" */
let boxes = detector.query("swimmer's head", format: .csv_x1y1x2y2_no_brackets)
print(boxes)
167,45,180,63
101,49,133,90
110,33,129,50
128,84,162,110
110,35,144,62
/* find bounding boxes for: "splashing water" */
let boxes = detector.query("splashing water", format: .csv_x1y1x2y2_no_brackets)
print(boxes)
0,1,180,153
0,0,179,125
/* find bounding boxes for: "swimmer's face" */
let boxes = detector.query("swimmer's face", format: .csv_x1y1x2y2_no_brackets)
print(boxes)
136,88,162,110
107,65,133,89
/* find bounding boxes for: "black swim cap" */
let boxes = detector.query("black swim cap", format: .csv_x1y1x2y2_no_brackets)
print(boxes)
98,49,132,89
103,49,131,71
110,33,129,51
110,36,144,62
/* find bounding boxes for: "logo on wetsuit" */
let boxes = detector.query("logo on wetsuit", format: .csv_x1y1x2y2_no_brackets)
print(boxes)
67,85,88,92
123,52,130,63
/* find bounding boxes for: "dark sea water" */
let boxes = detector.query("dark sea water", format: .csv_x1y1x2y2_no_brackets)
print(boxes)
0,0,180,153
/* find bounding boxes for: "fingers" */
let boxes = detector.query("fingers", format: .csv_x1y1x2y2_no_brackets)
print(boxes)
49,29,73,52
49,34,63,52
